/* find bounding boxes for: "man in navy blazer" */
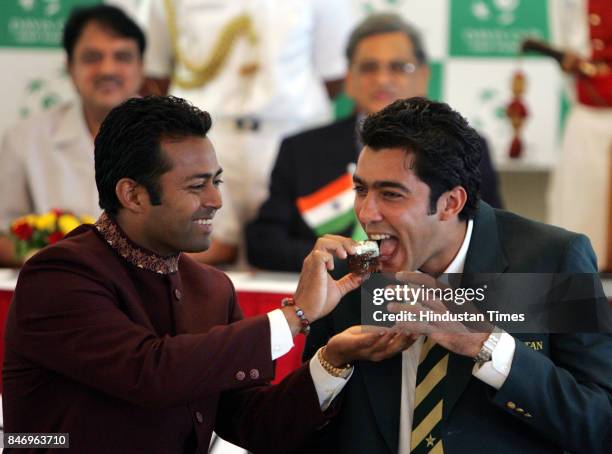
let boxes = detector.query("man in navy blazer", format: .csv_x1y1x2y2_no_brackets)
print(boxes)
247,14,503,271
298,97,612,453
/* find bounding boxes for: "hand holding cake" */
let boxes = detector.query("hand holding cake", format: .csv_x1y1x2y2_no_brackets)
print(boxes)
281,235,381,335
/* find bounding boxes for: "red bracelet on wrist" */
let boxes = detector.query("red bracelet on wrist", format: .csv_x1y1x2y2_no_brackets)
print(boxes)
281,297,311,336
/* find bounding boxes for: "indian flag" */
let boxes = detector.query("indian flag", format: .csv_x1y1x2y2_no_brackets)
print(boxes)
296,173,366,240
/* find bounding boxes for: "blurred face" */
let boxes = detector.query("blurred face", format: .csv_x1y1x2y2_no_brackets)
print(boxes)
68,21,143,116
354,147,444,273
139,136,223,256
346,32,429,114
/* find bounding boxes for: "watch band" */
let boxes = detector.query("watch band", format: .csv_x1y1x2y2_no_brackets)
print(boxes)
317,346,352,378
474,327,503,366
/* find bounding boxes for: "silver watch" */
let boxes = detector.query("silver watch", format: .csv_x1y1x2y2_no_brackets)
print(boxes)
473,327,503,366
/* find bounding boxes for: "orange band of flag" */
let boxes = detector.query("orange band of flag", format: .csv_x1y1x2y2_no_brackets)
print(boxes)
296,173,353,212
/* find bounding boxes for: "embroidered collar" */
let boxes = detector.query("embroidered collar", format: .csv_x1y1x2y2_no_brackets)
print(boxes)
95,212,179,274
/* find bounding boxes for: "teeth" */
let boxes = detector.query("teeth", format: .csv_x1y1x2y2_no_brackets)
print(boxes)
194,219,212,225
369,234,391,240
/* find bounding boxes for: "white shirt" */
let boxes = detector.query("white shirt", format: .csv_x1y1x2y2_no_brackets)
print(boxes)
141,0,353,121
0,102,101,230
551,0,590,57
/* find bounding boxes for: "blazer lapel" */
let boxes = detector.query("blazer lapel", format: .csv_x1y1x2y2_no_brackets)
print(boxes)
462,202,508,275
333,289,400,454
445,202,509,418
360,355,401,454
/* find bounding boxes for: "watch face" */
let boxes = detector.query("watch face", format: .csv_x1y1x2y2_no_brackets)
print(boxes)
474,351,491,366
476,330,502,364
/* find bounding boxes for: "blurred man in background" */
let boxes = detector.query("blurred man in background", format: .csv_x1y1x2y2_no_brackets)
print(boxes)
0,4,144,266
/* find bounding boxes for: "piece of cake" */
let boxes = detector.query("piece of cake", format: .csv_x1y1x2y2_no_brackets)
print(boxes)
348,240,380,274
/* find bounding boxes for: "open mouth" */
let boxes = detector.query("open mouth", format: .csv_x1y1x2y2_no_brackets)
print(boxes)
368,233,399,262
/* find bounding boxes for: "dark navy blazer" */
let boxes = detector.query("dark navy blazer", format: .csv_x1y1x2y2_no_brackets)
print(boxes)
299,203,612,454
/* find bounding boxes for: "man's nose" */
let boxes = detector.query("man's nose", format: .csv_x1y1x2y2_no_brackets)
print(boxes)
202,186,222,211
99,55,120,74
373,65,394,85
357,193,382,224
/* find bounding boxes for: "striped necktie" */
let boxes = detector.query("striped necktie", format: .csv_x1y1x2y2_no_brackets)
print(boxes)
410,337,449,453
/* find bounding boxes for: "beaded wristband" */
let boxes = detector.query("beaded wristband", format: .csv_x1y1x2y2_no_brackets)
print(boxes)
281,297,311,336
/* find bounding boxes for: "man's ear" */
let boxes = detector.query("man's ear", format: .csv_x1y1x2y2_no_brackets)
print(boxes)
416,64,431,96
115,178,149,213
438,186,467,221
344,71,355,99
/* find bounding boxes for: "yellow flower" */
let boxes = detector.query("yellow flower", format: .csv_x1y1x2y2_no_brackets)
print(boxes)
80,214,96,225
23,214,37,226
10,214,37,229
35,212,57,231
58,214,81,235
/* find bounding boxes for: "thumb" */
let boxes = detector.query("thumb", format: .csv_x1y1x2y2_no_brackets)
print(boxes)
335,272,365,298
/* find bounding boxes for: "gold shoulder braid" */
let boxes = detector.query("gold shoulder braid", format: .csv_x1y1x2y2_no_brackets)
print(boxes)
163,0,259,89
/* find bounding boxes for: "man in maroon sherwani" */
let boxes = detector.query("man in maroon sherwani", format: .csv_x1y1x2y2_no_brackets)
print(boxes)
2,96,412,453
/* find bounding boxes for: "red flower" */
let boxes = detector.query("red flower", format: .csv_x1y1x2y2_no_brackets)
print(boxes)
47,231,64,244
11,221,34,241
51,208,64,217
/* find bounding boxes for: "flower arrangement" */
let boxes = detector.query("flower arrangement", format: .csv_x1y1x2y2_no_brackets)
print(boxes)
9,209,96,260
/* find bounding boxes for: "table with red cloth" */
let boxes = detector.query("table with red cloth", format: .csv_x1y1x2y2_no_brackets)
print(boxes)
0,269,303,393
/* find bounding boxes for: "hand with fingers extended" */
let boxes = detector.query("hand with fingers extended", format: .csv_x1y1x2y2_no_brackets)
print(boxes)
323,326,415,367
388,271,492,358
286,235,366,331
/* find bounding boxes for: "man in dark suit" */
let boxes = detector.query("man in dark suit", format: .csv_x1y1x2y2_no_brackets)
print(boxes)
298,97,612,453
3,96,414,453
247,14,503,271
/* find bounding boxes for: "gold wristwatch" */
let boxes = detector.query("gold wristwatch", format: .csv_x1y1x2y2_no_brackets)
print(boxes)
317,346,352,379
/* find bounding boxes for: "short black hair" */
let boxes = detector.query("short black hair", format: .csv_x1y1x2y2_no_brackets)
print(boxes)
95,96,213,216
346,13,427,65
63,4,146,62
360,97,482,220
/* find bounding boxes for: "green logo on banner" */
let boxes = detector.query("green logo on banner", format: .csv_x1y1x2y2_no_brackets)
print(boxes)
19,66,68,118
470,87,507,131
0,0,100,48
450,0,549,57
